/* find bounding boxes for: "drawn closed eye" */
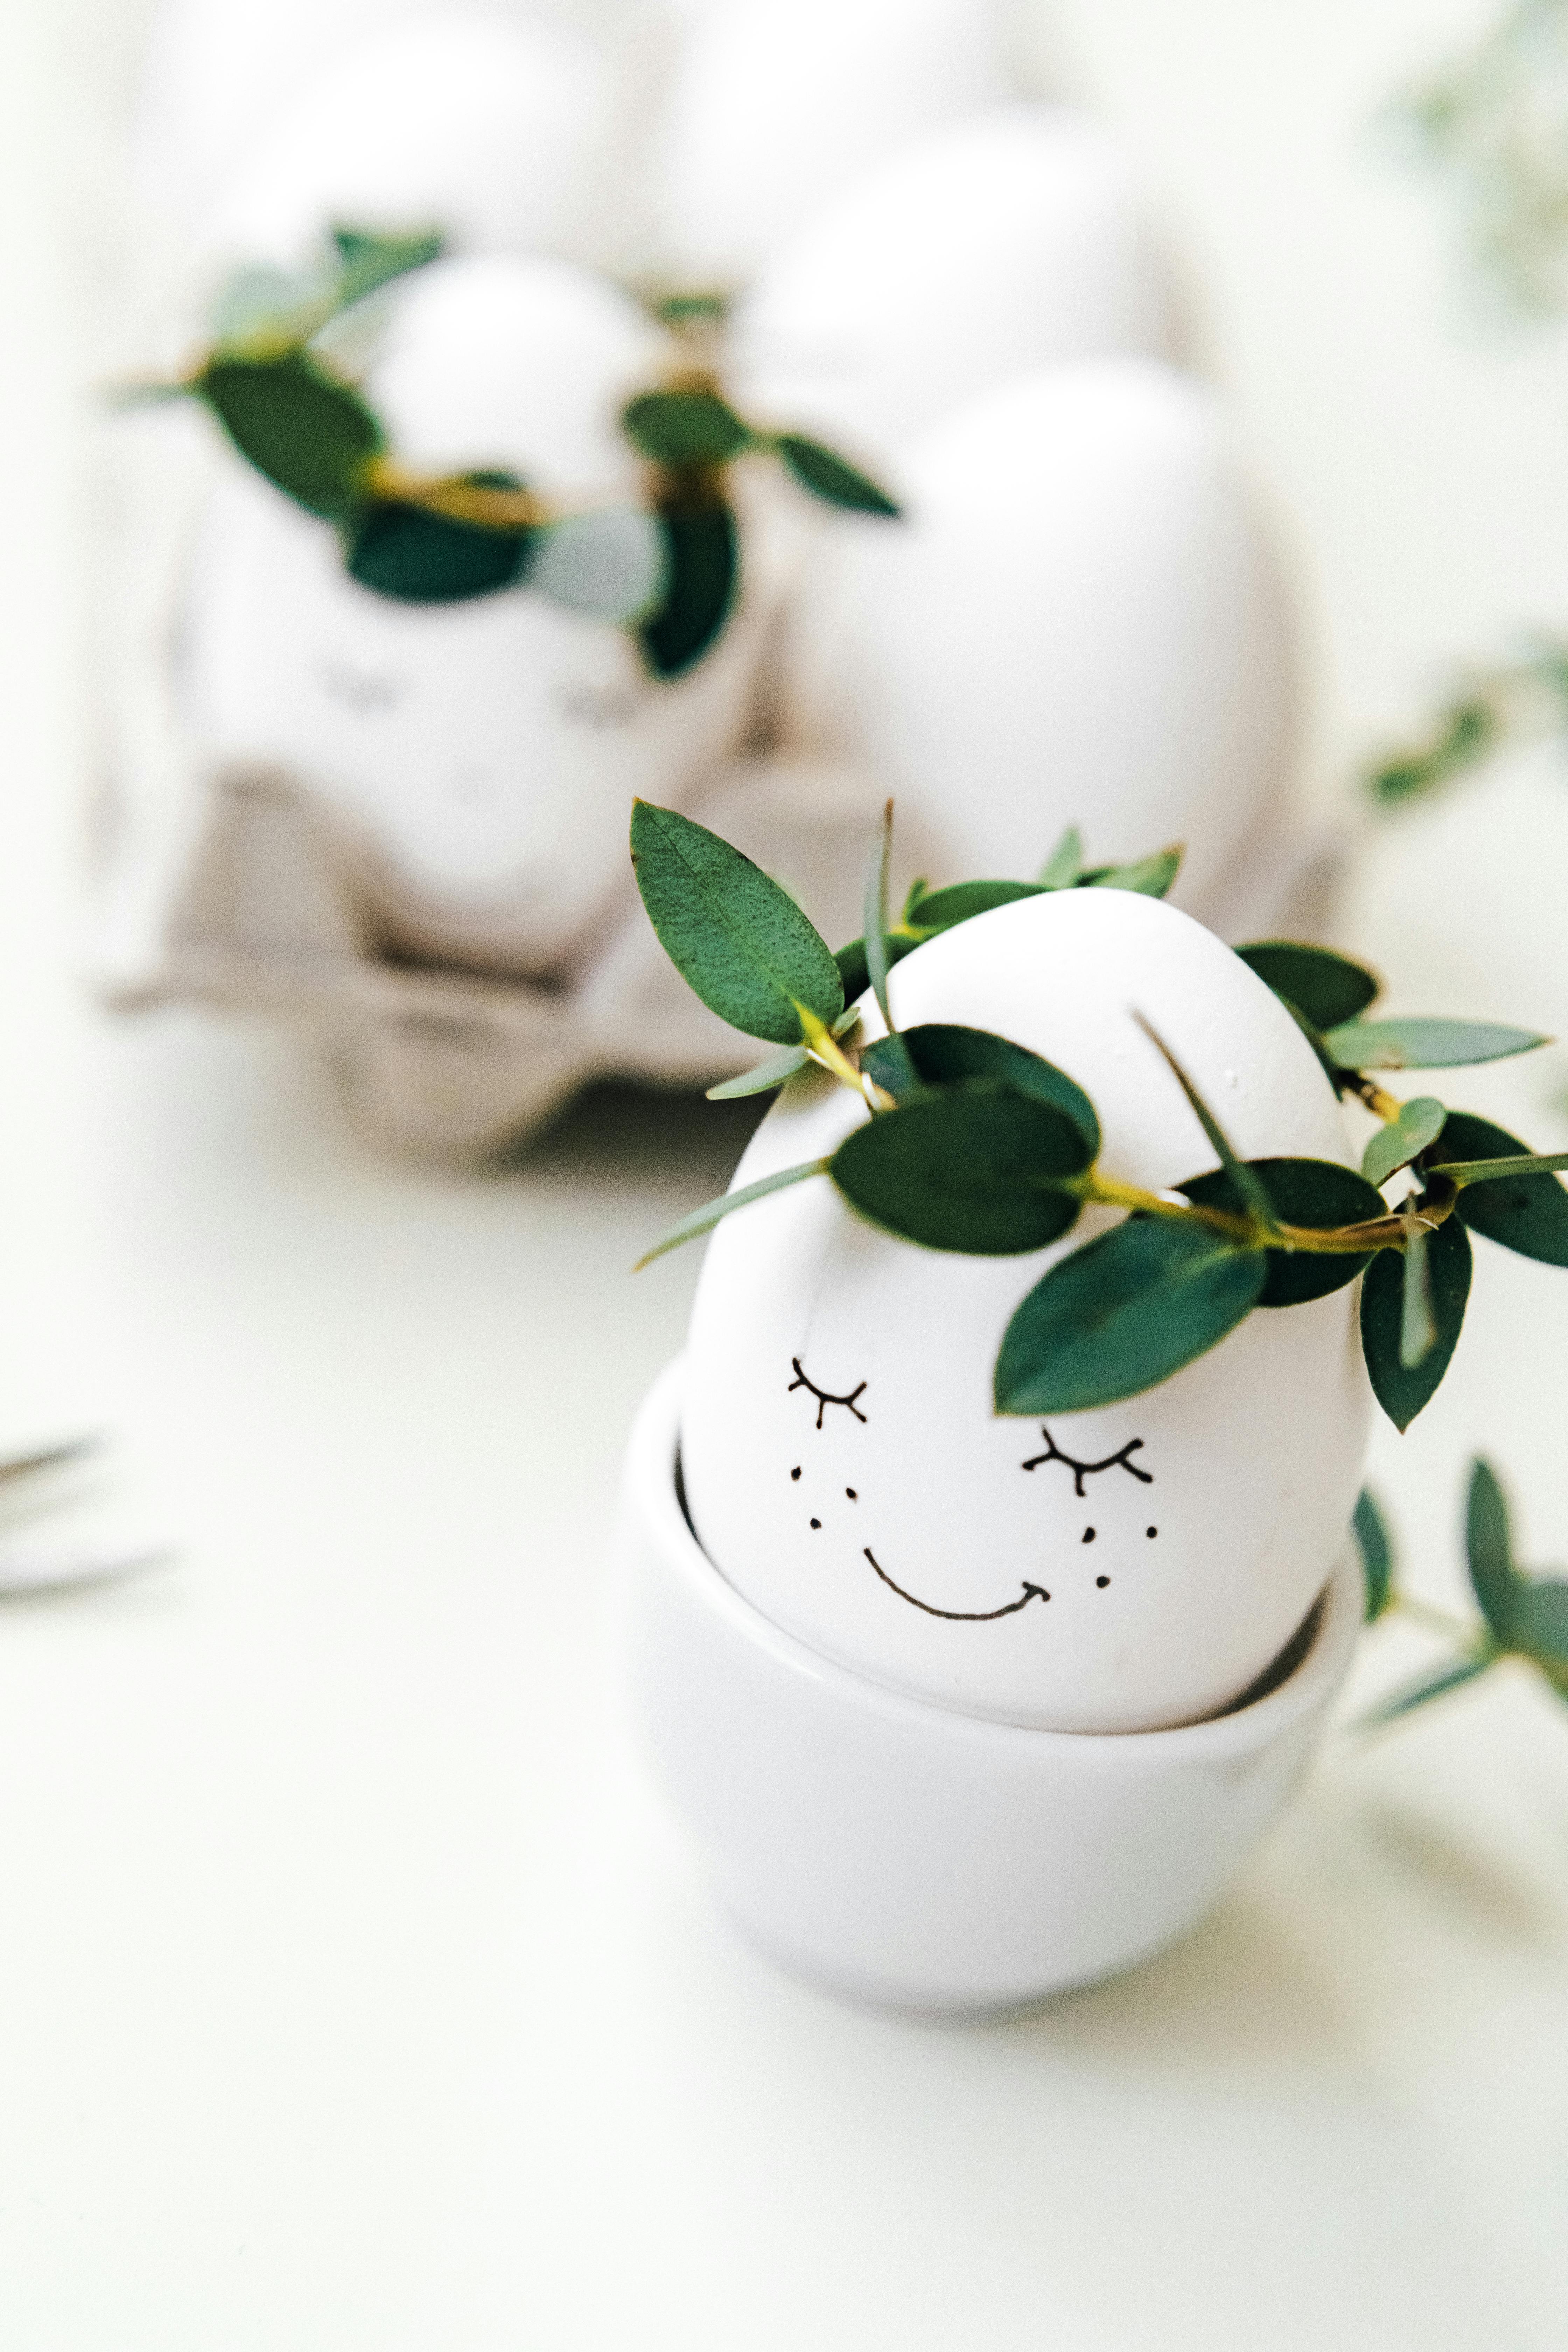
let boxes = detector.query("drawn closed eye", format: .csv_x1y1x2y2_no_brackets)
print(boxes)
1022,1424,1153,1496
788,1357,868,1430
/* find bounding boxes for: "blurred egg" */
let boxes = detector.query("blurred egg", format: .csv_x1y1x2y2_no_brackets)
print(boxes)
647,0,1014,285
681,887,1370,1733
730,105,1175,454
194,14,616,281
177,256,777,975
779,359,1298,921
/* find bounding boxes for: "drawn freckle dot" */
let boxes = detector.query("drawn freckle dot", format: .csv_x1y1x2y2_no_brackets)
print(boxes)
790,1467,801,1481
1082,1527,1096,1544
846,1488,857,1500
810,1518,821,1530
1146,1526,1158,1539
1096,1575,1110,1589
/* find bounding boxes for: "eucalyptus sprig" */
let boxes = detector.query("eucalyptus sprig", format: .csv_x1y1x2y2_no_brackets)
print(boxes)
631,800,1568,1426
1353,1465,1568,1726
121,229,900,681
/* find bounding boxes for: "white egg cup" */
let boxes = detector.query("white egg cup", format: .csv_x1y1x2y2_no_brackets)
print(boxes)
621,1356,1362,2014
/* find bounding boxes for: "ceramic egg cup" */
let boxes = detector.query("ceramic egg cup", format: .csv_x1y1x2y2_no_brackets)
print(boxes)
622,1358,1361,2015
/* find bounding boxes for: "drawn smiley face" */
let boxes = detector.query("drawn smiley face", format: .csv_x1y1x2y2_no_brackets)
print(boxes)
785,1357,1157,1623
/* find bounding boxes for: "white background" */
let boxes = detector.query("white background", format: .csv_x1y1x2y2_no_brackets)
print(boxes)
0,0,1566,2343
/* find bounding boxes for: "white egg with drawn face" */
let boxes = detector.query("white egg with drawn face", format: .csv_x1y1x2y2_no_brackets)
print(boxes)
680,889,1371,1734
730,105,1175,458
177,255,778,976
778,360,1297,926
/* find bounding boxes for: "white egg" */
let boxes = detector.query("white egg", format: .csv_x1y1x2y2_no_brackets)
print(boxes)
681,887,1370,1734
192,15,615,281
729,106,1175,456
177,257,776,974
646,0,1014,285
779,360,1298,922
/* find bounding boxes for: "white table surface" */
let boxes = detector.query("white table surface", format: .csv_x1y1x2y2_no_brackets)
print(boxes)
2,2,1567,2344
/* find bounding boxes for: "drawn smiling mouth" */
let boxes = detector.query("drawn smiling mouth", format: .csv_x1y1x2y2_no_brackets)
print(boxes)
862,1548,1050,1621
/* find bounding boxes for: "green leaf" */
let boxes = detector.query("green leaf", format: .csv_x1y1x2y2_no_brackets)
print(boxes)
1037,826,1083,889
209,263,330,355
859,1024,1100,1156
634,1156,831,1268
529,507,668,623
1235,942,1380,1031
1178,1158,1384,1305
903,879,1044,931
199,351,383,518
834,930,922,1004
622,389,751,469
630,801,844,1045
774,434,901,516
1368,696,1498,806
1134,1013,1281,1238
1361,1097,1448,1189
1080,845,1183,898
995,1219,1266,1415
345,487,530,602
331,224,443,308
830,1084,1087,1255
863,801,896,1032
1324,1017,1547,1070
1399,1215,1436,1367
706,1044,810,1100
1429,1111,1568,1263
1359,1214,1472,1429
1465,1459,1519,1645
1355,1654,1492,1728
638,503,738,679
1354,1489,1395,1622
1514,1580,1568,1682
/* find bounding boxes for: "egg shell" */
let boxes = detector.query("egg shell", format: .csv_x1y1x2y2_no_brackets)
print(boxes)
778,359,1297,921
680,887,1370,1734
730,105,1174,456
647,0,1013,284
193,15,615,281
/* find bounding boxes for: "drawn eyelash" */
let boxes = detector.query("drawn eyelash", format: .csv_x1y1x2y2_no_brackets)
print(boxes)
1021,1425,1153,1497
788,1357,868,1429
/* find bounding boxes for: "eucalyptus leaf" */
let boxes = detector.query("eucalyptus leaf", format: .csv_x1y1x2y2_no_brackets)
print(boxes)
1514,1580,1568,1685
1359,1213,1472,1429
858,1032,920,1098
345,489,530,602
1134,1014,1281,1237
332,225,443,307
775,434,901,516
1368,697,1498,806
831,1083,1086,1255
1400,1215,1437,1367
1080,846,1182,898
1236,942,1380,1030
1037,826,1083,889
1324,1016,1547,1070
1178,1158,1384,1305
623,388,751,468
1354,1489,1395,1621
1429,1111,1568,1262
200,350,383,517
209,264,329,354
995,1218,1266,1415
1465,1458,1520,1644
530,507,667,622
1355,1654,1492,1729
630,801,843,1045
706,1044,809,1100
863,801,895,1031
638,503,738,678
1362,1097,1448,1189
859,1024,1100,1156
903,879,1044,931
834,931,922,1003
635,1155,831,1268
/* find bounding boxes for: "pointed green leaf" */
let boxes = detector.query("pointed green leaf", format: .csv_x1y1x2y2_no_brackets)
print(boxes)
1324,1017,1547,1070
1465,1459,1520,1644
630,802,843,1044
1368,696,1498,807
200,350,383,517
530,507,668,622
635,1156,831,1268
706,1043,810,1099
622,389,751,468
1400,1214,1437,1367
1355,1654,1492,1729
1178,1158,1384,1305
638,503,738,678
775,434,900,516
857,1031,920,1098
1514,1580,1568,1682
903,879,1045,930
831,1083,1086,1255
331,224,443,308
345,483,531,602
1354,1489,1395,1621
902,877,931,922
1236,943,1380,1031
1359,1214,1472,1429
995,1218,1267,1415
1037,826,1083,889
857,1024,1100,1155
1135,1013,1281,1237
1362,1097,1448,1189
1430,1111,1568,1264
834,930,921,1004
863,801,896,1032
1079,845,1183,898
209,263,331,355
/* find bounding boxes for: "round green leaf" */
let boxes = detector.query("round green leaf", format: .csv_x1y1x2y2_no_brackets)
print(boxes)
630,800,842,1046
1354,1489,1395,1622
1361,1097,1448,1190
1430,1110,1568,1265
638,504,738,679
1236,943,1380,1030
345,496,530,603
775,434,900,516
1177,1157,1384,1306
1465,1459,1519,1644
831,1083,1085,1255
1324,1017,1547,1070
622,389,750,468
995,1218,1267,1414
1514,1580,1568,1677
862,1024,1100,1157
1359,1213,1472,1430
834,931,921,1004
530,507,668,623
331,224,443,308
904,879,1045,932
200,351,383,517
